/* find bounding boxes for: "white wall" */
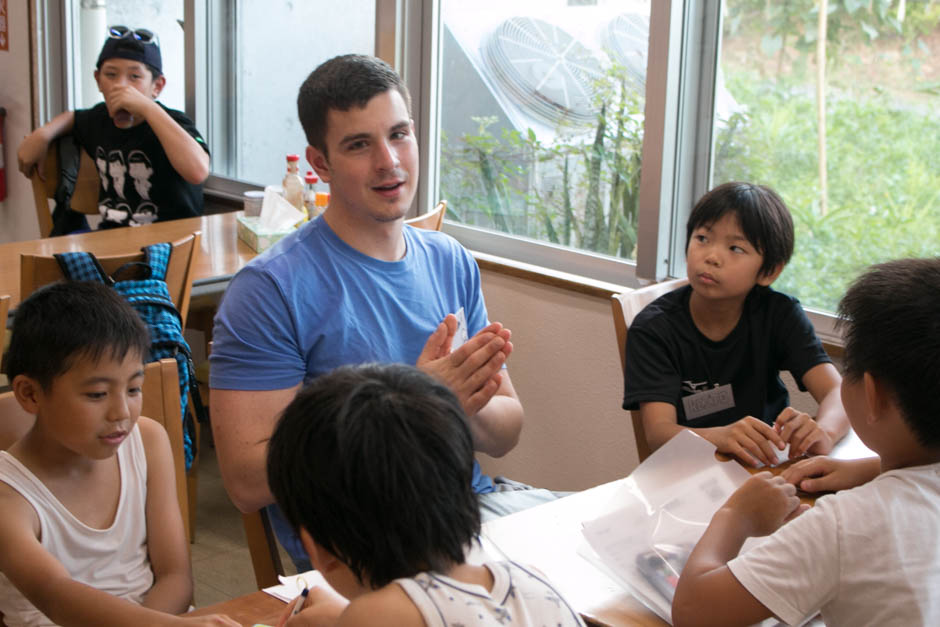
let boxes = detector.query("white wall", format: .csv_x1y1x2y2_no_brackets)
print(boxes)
0,0,41,243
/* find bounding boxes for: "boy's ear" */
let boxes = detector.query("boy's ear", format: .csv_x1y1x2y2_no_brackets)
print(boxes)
299,527,341,573
11,375,43,415
306,145,331,184
862,372,891,424
756,263,784,287
150,74,166,99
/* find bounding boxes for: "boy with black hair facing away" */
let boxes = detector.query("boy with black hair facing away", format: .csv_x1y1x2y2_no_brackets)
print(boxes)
672,257,940,626
17,25,209,229
623,182,848,467
266,363,585,627
0,282,236,627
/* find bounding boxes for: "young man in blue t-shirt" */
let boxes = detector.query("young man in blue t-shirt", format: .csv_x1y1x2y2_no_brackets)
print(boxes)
210,55,553,570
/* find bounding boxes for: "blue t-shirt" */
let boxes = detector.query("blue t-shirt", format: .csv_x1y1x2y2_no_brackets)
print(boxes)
211,217,496,560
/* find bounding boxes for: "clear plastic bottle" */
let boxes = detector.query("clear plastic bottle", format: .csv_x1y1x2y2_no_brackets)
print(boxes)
304,171,319,217
282,154,307,219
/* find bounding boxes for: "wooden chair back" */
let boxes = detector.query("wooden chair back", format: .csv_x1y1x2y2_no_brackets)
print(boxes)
19,232,201,327
1,294,9,370
0,295,9,333
30,137,101,238
611,277,689,462
404,200,446,231
0,358,190,541
242,508,284,589
141,358,191,542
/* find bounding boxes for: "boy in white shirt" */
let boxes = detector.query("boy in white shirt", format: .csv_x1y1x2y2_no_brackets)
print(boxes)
672,257,940,627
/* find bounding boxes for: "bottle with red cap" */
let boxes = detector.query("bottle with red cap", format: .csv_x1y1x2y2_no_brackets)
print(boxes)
282,154,306,218
304,171,320,217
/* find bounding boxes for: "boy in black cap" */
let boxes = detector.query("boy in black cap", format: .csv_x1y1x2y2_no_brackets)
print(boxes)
18,26,210,230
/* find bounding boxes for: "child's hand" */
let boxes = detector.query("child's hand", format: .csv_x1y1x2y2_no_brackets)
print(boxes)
17,130,51,179
102,84,157,128
781,456,881,493
774,407,833,458
277,586,349,627
711,417,786,467
722,472,808,537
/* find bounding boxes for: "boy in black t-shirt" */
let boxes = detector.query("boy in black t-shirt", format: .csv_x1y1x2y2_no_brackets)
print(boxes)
623,182,848,467
17,26,210,230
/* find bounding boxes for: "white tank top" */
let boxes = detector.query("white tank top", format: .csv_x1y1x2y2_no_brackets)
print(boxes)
0,425,154,627
395,560,586,626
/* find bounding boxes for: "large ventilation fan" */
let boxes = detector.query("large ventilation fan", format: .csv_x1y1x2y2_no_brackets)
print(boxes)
482,16,604,127
602,12,649,88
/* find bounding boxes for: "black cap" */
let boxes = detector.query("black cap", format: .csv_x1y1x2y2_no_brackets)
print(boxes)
96,37,162,75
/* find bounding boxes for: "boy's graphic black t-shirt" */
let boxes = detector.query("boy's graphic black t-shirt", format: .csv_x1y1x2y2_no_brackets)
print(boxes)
73,102,209,229
622,284,831,427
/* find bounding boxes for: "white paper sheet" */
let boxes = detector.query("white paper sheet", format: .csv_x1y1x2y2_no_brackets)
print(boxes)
262,569,330,603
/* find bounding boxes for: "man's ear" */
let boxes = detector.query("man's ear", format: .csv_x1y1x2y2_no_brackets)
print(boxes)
306,145,331,184
150,74,166,99
11,375,43,415
756,263,785,287
299,527,341,573
94,69,102,91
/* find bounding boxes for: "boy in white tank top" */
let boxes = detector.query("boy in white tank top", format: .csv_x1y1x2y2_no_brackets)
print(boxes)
0,282,236,626
266,363,585,626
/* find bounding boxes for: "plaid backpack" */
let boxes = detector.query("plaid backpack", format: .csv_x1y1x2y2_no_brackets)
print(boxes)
54,242,204,469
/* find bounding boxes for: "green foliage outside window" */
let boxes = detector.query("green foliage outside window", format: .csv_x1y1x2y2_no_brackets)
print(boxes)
440,63,645,261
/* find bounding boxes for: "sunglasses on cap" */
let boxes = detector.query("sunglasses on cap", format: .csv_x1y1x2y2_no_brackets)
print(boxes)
107,25,158,45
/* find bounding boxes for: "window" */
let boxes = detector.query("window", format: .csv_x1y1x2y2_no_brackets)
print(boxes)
41,0,938,331
434,0,651,287
196,1,376,188
67,1,186,112
712,0,940,314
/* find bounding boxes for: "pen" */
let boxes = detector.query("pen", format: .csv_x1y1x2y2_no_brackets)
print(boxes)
290,587,309,617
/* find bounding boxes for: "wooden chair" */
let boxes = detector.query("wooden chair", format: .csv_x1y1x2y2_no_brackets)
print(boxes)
1,295,9,383
18,232,202,541
611,277,689,462
19,232,201,327
29,136,101,238
404,200,446,231
242,506,285,590
0,295,9,333
0,358,190,542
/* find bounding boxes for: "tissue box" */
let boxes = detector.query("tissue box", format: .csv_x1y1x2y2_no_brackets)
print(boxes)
237,215,294,253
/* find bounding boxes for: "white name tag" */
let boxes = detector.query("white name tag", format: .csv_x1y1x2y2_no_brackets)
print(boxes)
451,307,469,351
682,384,735,420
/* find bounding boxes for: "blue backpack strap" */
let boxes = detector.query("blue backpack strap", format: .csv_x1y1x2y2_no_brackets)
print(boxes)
142,242,171,281
53,251,112,284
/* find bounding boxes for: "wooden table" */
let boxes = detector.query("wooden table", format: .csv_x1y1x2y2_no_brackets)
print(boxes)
0,212,254,308
187,590,286,626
